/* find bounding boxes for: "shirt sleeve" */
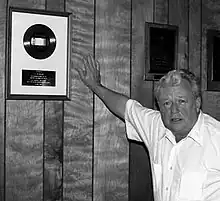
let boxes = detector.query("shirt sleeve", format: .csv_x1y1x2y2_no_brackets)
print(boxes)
124,99,162,149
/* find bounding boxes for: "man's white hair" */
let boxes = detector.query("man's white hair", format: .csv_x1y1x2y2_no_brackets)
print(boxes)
154,69,201,101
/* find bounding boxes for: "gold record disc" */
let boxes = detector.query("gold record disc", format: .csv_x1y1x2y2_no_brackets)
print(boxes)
23,24,56,60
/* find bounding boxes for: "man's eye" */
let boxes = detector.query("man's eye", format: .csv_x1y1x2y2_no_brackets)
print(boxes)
164,101,171,107
178,99,186,104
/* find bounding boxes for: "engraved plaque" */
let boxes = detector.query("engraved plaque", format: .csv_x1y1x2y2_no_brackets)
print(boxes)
22,70,56,87
212,35,220,81
207,29,220,91
145,23,178,80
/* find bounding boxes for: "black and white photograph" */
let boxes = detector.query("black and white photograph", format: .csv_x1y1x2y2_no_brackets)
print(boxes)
1,1,220,201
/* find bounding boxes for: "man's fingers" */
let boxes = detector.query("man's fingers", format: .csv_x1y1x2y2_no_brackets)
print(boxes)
83,56,88,68
81,54,100,79
82,55,92,75
96,60,100,74
87,54,97,73
75,67,84,79
90,54,96,69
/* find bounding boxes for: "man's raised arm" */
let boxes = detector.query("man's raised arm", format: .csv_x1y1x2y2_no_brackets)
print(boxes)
75,54,129,120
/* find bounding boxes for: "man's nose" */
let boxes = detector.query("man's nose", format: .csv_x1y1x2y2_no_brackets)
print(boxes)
171,102,179,113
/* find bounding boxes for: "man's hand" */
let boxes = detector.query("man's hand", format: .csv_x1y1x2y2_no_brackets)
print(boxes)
76,54,101,91
75,54,128,119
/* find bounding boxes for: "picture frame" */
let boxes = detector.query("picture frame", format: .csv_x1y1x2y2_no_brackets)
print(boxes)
6,7,72,100
207,29,220,91
145,22,178,80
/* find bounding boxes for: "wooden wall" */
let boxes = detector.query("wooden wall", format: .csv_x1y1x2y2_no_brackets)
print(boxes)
1,0,220,201
94,0,130,200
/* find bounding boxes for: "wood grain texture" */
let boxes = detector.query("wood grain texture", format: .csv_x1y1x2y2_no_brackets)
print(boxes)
5,1,45,201
189,0,201,77
132,0,154,106
44,1,65,201
6,100,43,201
63,0,94,200
155,0,168,23
94,0,130,200
201,0,220,118
131,0,154,200
169,0,189,69
46,0,64,11
153,0,169,109
44,101,63,201
0,0,7,200
202,91,220,121
8,0,45,9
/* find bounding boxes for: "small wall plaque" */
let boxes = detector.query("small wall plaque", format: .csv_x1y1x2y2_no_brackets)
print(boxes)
207,29,220,91
145,23,178,80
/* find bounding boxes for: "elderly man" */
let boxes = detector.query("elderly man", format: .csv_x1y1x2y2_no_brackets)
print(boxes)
76,54,220,201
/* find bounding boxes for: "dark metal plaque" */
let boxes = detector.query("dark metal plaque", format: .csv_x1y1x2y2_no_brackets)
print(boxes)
212,35,220,81
145,23,178,80
207,29,220,91
22,69,56,87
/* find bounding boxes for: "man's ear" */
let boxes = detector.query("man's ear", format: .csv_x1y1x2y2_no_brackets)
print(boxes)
196,97,201,112
154,98,160,111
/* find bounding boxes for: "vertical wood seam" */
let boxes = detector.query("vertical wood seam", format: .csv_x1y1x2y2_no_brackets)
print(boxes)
4,2,9,201
62,4,66,201
43,100,45,201
187,0,190,70
92,0,96,201
167,0,170,24
61,101,64,201
200,0,203,107
45,0,48,10
153,0,155,23
129,1,132,200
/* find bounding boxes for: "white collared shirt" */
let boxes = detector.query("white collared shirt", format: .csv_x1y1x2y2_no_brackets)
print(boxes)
125,99,220,201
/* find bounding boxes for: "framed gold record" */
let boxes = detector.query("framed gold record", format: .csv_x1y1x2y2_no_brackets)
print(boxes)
6,7,72,100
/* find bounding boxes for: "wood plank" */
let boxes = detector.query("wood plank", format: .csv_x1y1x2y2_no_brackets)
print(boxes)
6,101,44,201
154,0,169,109
189,0,201,77
202,91,220,121
46,0,64,11
131,0,154,200
131,0,154,107
5,1,45,201
201,0,220,118
94,0,130,200
0,0,7,200
44,101,64,201
44,1,65,201
63,0,94,200
169,0,188,69
155,0,168,24
7,0,45,9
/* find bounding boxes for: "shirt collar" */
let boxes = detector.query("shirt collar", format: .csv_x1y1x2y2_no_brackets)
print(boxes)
159,110,204,146
187,110,204,146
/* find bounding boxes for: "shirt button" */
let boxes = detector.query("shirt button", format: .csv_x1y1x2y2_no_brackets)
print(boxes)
166,187,168,191
170,166,172,170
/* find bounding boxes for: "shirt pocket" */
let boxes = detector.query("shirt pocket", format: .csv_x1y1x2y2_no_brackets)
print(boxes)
178,171,206,201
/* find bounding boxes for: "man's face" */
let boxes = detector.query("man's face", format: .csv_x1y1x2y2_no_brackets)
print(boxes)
157,79,201,138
